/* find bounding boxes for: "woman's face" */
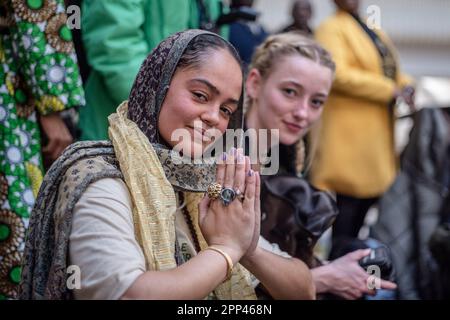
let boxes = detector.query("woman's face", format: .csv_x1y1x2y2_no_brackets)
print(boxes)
246,55,333,146
158,48,242,158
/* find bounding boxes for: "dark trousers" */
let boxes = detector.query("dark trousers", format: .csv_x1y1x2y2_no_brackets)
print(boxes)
330,194,378,258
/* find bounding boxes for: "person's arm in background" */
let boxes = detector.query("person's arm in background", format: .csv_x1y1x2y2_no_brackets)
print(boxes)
82,0,149,107
9,0,84,161
377,31,416,110
315,21,397,105
241,246,316,300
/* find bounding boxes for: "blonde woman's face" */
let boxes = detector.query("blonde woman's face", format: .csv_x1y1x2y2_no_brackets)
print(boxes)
247,55,332,146
158,48,242,158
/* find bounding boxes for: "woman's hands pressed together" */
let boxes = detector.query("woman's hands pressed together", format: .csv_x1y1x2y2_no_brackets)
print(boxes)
199,148,260,264
197,147,315,299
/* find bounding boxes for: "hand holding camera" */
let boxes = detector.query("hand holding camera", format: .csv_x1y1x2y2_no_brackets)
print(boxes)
358,246,394,281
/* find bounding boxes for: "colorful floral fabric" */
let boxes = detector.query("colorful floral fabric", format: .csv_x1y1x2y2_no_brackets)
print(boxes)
0,0,84,299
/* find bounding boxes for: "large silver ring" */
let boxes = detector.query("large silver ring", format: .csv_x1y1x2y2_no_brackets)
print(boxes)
220,187,236,206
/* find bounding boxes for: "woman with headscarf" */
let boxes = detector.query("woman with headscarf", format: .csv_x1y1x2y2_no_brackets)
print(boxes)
78,0,225,141
19,30,314,300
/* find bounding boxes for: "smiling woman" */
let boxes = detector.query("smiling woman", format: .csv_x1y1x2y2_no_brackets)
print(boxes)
157,38,242,158
245,32,335,172
244,32,398,300
19,30,315,300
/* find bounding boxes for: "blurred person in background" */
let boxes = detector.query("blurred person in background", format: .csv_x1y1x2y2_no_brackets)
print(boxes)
79,0,226,141
280,0,313,36
0,0,84,299
372,100,450,299
217,0,268,68
309,0,415,257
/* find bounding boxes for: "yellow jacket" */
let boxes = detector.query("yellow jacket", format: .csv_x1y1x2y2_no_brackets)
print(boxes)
310,10,412,198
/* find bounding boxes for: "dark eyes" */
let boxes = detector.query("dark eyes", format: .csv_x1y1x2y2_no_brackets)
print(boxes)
283,88,297,97
193,91,233,117
193,92,208,102
220,106,233,117
282,87,325,109
311,99,325,109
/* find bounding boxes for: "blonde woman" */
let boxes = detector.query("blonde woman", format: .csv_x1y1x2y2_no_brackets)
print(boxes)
244,32,397,299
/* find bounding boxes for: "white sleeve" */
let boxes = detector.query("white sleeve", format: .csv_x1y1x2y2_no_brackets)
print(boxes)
69,178,146,300
249,236,292,289
258,236,291,259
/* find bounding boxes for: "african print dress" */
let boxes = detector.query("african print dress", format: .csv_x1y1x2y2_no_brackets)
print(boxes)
0,0,84,299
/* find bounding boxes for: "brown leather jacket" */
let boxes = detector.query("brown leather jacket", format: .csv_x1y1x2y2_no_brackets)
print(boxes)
260,174,338,268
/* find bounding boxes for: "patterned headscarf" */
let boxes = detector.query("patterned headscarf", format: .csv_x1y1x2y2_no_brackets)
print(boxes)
127,29,244,192
19,30,253,300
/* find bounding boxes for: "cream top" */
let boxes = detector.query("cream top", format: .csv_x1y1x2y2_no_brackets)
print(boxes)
69,178,290,299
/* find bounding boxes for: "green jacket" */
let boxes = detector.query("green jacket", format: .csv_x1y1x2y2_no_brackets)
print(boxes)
80,0,226,140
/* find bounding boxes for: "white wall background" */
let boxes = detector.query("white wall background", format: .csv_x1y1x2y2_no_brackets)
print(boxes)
251,0,450,77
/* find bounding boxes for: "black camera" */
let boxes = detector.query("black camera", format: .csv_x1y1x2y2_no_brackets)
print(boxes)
358,246,394,281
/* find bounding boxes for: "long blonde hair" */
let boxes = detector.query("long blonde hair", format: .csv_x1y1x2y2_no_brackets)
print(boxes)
245,32,335,173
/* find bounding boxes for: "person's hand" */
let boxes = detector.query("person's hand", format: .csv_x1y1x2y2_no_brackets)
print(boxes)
243,155,261,259
39,113,73,163
401,85,416,112
198,148,258,263
317,249,397,300
393,87,402,100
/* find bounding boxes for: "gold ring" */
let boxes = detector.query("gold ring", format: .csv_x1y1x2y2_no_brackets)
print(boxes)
207,182,222,200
